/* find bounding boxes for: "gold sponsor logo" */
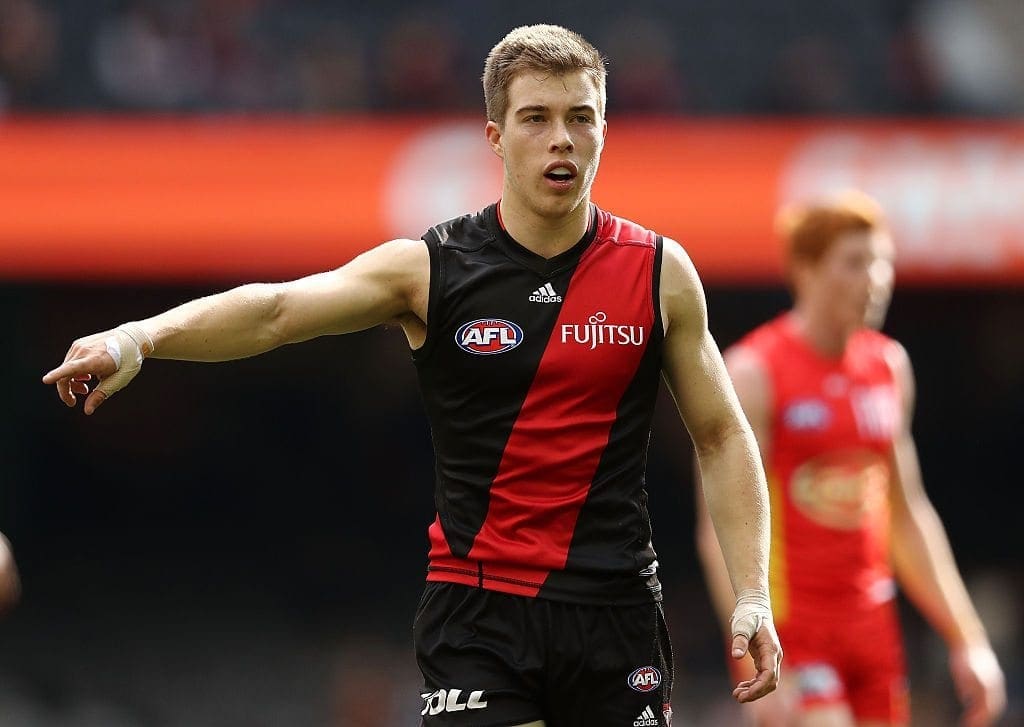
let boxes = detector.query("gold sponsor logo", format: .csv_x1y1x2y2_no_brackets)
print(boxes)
790,449,889,530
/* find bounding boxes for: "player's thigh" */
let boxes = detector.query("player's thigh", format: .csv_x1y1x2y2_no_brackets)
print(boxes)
741,683,799,727
512,722,546,727
844,675,907,727
777,626,857,727
845,609,908,725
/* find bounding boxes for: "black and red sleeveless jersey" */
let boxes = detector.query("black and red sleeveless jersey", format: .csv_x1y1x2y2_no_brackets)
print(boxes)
413,203,665,605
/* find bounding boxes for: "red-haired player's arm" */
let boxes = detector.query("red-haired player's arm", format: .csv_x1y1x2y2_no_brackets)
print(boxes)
886,342,1005,727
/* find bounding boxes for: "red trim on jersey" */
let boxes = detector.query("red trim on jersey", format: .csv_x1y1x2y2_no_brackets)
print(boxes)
426,515,451,559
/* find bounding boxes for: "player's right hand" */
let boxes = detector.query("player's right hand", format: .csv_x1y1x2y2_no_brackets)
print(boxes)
730,589,783,704
42,323,152,414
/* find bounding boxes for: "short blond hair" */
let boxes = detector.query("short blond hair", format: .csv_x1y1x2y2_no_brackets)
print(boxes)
482,24,607,124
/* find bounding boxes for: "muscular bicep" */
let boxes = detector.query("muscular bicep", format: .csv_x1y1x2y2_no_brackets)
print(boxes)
665,239,771,602
274,238,429,344
659,239,749,453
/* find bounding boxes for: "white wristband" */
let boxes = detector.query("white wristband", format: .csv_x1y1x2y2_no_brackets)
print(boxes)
730,588,772,641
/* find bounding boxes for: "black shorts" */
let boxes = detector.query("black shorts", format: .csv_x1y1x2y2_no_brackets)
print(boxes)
413,582,674,727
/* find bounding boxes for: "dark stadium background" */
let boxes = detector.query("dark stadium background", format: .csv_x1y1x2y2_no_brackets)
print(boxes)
2,1,1022,725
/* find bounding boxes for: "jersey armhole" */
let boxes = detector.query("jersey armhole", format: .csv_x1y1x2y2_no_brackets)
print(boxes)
652,236,666,342
411,232,443,363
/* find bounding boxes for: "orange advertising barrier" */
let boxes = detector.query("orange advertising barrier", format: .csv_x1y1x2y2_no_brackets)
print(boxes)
2,117,1023,284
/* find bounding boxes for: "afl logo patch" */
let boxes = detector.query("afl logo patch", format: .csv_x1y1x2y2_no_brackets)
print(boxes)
628,666,662,693
455,319,524,355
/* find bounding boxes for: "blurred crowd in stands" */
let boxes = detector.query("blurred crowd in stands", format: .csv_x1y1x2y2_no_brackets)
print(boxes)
2,0,1024,116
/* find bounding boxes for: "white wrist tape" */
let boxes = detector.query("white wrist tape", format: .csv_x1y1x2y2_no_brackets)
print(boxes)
730,589,772,641
97,322,154,399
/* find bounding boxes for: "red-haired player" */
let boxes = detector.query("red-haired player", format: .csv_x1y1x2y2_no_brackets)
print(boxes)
697,191,1005,727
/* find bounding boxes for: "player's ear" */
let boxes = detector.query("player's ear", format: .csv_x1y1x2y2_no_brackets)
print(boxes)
485,121,504,159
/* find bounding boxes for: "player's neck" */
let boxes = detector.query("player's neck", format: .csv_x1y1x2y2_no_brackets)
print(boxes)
789,307,855,358
497,196,590,259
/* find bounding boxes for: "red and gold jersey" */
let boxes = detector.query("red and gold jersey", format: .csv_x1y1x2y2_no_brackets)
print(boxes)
730,313,903,625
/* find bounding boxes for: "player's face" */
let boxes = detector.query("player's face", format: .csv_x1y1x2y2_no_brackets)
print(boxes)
486,69,607,220
808,229,895,331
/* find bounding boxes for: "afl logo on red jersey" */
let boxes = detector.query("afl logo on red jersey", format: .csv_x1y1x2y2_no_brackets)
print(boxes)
455,319,524,355
628,666,662,693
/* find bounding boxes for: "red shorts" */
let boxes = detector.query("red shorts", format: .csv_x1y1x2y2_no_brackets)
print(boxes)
778,599,909,724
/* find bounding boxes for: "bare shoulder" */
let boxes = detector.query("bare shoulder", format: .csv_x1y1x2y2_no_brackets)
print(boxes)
881,337,912,376
879,336,915,409
723,343,772,422
345,237,429,296
367,238,429,278
723,344,767,391
660,237,702,297
659,237,707,334
367,238,430,321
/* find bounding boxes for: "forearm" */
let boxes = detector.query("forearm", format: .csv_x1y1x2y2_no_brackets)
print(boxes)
889,430,989,649
141,283,288,362
893,502,988,649
697,424,771,597
697,514,744,631
695,454,748,630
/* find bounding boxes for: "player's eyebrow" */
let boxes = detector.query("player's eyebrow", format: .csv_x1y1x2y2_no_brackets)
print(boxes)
514,104,598,115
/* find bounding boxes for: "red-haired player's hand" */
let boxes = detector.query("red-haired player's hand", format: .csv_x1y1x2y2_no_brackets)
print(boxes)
950,642,1006,727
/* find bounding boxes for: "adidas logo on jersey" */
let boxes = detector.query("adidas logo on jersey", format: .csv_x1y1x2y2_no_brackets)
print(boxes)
529,283,562,303
633,705,659,726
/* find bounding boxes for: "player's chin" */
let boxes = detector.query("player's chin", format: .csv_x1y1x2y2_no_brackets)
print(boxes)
535,195,580,219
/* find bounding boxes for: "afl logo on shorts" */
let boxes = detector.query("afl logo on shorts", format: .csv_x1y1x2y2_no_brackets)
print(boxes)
455,319,523,355
628,666,662,692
